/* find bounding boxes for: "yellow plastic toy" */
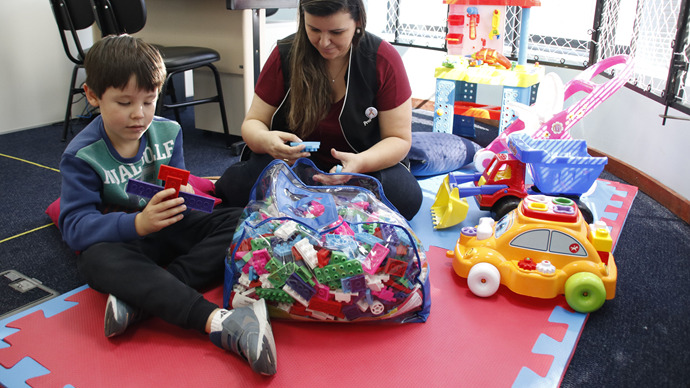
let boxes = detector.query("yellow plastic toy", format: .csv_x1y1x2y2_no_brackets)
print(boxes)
430,174,470,229
447,195,617,313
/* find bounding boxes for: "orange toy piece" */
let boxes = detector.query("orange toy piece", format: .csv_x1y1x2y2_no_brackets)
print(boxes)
471,48,512,70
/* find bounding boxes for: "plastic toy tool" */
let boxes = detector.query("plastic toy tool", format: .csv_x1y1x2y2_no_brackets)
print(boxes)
430,173,501,229
467,7,479,40
490,9,501,40
125,165,215,213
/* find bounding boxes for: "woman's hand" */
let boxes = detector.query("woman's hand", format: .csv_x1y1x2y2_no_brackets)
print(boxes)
258,131,313,163
134,188,187,236
311,148,359,185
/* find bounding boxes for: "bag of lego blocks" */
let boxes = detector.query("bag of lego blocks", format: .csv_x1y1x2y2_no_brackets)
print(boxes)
222,159,430,323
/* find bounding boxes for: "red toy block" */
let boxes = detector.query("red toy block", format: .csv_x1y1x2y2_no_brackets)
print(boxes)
158,165,190,197
317,248,331,268
307,297,344,319
384,258,408,277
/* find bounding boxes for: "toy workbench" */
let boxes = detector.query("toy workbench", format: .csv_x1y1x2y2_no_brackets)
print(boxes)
435,0,543,137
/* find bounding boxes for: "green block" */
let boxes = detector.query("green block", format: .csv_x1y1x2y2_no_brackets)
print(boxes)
265,258,281,273
314,259,363,284
296,265,315,286
255,288,295,303
330,251,348,264
267,262,296,288
251,238,271,251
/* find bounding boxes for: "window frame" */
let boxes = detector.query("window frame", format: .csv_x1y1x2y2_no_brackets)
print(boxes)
379,0,690,119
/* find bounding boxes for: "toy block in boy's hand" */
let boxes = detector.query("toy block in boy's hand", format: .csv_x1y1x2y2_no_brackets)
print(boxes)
126,179,215,213
158,165,190,198
125,166,215,213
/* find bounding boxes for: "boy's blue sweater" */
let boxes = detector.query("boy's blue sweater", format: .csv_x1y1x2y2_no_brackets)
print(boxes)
59,115,185,251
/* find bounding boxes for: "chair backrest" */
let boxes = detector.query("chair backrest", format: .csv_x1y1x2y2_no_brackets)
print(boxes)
49,0,95,64
91,0,147,36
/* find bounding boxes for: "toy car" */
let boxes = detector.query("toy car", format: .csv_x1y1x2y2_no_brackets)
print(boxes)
448,194,617,313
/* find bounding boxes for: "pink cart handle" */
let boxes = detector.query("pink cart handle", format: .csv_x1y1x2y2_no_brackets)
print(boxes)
486,55,633,154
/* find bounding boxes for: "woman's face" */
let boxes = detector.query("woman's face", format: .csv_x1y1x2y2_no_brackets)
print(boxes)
304,10,357,61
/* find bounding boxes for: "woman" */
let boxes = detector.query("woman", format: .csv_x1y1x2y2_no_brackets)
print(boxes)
215,0,422,220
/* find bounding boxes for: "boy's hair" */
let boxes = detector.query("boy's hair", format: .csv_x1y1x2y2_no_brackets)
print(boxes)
84,34,166,98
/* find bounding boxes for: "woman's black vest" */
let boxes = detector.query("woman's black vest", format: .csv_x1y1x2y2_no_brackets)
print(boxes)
271,32,383,154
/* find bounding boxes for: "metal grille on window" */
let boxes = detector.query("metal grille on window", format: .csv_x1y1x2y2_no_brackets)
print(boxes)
371,0,689,114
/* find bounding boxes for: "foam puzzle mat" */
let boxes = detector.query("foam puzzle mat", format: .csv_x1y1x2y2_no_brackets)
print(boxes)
0,176,637,388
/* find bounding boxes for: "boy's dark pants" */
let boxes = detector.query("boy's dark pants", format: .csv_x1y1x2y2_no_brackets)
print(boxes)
76,206,242,333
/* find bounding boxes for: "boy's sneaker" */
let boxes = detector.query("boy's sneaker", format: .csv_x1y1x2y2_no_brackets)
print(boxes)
104,294,145,338
209,298,277,375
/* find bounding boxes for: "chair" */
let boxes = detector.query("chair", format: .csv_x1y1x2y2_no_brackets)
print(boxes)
90,0,232,147
49,0,96,141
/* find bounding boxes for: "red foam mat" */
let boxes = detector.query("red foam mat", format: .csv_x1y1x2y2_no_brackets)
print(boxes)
1,247,575,387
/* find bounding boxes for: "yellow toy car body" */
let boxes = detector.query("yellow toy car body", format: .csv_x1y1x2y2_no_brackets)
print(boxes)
449,195,617,313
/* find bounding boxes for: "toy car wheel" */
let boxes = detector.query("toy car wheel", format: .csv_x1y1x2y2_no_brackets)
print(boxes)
564,272,607,313
492,196,522,221
467,262,501,297
473,149,495,172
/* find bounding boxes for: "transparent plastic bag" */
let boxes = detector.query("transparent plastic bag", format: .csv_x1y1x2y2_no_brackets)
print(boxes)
222,159,430,323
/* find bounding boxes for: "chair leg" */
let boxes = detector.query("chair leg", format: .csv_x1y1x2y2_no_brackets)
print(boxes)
156,74,173,117
208,64,232,148
167,77,183,125
62,65,80,142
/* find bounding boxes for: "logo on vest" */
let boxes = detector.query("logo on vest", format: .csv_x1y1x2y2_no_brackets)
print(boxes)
363,107,378,126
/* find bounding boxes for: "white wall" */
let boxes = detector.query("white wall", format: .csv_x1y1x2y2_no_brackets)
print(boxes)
0,1,83,134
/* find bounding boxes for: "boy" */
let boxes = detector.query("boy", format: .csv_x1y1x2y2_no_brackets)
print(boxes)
59,35,277,375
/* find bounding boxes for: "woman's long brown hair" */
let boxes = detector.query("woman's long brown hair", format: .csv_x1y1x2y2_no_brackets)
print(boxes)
287,0,366,138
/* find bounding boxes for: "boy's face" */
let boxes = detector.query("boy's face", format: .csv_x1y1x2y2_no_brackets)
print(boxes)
85,75,159,147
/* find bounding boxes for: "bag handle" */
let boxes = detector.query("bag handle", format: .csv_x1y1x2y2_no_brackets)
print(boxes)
274,170,339,230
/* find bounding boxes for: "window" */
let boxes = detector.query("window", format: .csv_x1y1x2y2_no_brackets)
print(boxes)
494,213,513,239
549,231,588,257
510,229,549,252
367,0,448,50
370,0,690,116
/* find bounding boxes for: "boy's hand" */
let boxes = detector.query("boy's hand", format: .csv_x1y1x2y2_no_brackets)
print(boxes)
179,183,195,194
134,188,186,236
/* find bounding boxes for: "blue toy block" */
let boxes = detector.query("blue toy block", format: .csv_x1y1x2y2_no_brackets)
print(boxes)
125,179,215,213
289,141,320,152
432,79,456,134
285,273,316,301
500,85,534,133
354,232,383,247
